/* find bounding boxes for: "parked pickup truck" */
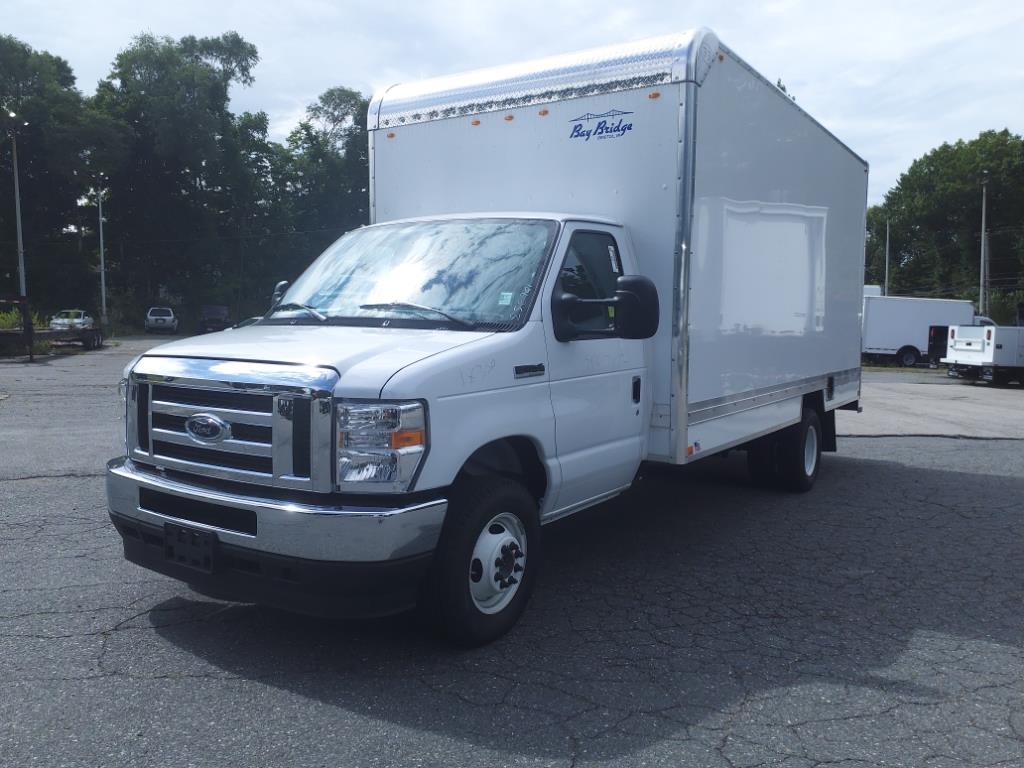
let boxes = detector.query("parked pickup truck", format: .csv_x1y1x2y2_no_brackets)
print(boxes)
943,325,1024,384
108,28,867,645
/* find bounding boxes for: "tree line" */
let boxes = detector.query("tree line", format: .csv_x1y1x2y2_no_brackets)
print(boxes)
865,129,1024,323
2,30,1023,327
0,31,368,328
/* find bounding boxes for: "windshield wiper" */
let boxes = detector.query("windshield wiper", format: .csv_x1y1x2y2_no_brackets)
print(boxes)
359,302,477,329
268,302,327,322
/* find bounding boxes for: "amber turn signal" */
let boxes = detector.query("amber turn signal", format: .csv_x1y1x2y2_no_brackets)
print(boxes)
390,429,425,449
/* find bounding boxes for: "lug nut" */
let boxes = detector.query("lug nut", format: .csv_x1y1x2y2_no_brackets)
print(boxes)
514,551,524,560
507,576,518,585
514,564,524,573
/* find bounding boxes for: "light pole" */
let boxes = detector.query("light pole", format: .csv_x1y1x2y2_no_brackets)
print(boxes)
97,183,108,326
5,110,28,298
979,173,989,316
884,219,890,296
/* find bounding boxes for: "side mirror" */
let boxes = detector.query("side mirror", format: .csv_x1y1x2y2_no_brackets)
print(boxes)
271,280,290,307
551,275,659,342
613,275,659,340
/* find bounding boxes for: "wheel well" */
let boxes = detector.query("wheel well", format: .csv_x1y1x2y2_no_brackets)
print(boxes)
458,437,548,505
802,391,836,453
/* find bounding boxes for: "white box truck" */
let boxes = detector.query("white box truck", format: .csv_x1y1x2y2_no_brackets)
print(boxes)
107,29,867,644
943,325,1024,384
862,295,978,367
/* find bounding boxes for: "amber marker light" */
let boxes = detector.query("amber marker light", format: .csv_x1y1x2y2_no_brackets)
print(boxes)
648,91,661,100
390,429,425,449
471,119,481,126
504,114,514,121
386,132,395,139
538,109,549,116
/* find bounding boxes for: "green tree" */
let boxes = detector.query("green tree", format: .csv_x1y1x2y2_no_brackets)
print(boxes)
0,35,121,309
287,87,370,249
866,130,1024,322
91,31,266,318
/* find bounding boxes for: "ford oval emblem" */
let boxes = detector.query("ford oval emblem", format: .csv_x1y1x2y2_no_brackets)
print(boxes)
184,413,232,444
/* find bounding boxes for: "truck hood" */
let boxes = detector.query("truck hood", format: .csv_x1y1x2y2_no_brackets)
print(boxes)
141,324,493,396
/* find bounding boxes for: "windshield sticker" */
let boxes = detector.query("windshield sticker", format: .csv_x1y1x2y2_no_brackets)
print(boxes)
569,109,634,142
498,291,514,306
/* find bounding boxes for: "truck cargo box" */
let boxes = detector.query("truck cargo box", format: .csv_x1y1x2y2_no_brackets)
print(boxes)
370,29,868,462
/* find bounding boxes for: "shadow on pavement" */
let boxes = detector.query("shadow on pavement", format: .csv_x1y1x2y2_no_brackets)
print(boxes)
149,451,1024,761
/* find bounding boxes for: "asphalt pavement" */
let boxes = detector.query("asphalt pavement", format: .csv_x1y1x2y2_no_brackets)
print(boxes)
1,340,1023,767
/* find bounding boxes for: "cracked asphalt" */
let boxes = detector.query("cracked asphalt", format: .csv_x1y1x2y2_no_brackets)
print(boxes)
2,339,1023,767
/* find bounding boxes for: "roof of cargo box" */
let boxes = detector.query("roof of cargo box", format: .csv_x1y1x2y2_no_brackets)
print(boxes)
370,29,721,130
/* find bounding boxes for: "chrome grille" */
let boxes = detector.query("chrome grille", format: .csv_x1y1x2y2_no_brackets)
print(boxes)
127,357,338,492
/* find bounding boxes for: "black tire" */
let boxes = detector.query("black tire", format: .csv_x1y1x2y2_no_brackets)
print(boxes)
423,476,540,646
778,407,822,493
895,346,919,368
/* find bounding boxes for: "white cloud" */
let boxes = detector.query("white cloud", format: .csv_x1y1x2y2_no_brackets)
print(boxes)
5,0,1024,203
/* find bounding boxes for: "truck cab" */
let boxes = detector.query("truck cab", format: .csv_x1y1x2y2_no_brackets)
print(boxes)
109,213,660,643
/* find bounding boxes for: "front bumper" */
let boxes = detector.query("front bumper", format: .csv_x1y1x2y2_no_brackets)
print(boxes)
106,457,448,616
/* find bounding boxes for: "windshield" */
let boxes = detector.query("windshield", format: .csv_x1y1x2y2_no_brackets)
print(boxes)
150,308,172,317
275,218,559,330
56,310,83,319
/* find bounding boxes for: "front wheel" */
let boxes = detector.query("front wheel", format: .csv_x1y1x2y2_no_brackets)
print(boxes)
424,477,539,646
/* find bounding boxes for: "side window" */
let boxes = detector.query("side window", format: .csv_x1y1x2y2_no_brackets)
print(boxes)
557,231,622,333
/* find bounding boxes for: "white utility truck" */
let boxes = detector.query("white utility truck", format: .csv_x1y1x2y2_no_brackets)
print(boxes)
862,295,979,367
943,325,1024,384
107,29,867,644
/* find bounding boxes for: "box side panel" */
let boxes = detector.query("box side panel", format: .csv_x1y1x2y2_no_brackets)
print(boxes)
685,53,867,455
372,87,683,432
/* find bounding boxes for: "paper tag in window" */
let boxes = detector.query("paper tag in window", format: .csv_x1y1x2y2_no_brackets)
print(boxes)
498,292,514,306
608,245,620,273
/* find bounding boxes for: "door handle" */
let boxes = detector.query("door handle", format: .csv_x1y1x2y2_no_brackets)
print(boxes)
514,363,545,379
632,376,641,403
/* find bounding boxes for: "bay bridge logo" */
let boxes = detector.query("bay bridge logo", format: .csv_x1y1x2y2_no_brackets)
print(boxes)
569,109,634,142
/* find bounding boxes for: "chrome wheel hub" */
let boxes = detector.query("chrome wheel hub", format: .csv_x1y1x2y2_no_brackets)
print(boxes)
468,512,527,614
804,423,818,476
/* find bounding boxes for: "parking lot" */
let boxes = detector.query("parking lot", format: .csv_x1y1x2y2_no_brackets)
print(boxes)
2,339,1023,767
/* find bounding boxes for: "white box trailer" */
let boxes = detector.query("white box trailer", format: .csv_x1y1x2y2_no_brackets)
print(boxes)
371,28,868,466
862,295,978,366
944,325,1024,384
108,29,869,645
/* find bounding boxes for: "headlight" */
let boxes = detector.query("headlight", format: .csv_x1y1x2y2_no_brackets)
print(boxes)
335,400,427,492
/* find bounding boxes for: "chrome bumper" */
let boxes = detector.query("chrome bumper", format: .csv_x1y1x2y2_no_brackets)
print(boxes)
106,457,447,562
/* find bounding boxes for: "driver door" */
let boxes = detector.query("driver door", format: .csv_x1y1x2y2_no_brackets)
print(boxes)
543,224,646,515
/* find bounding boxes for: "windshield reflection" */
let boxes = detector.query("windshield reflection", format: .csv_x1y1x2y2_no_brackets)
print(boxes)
277,218,558,330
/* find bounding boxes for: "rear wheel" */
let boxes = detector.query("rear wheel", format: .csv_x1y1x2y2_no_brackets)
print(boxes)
778,407,822,493
895,346,919,368
423,477,539,646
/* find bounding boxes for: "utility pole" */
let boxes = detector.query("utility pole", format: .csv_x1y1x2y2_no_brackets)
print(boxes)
980,175,988,316
5,110,31,361
9,122,26,298
98,186,107,326
884,219,890,296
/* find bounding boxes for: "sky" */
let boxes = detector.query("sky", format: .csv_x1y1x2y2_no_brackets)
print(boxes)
5,0,1024,204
